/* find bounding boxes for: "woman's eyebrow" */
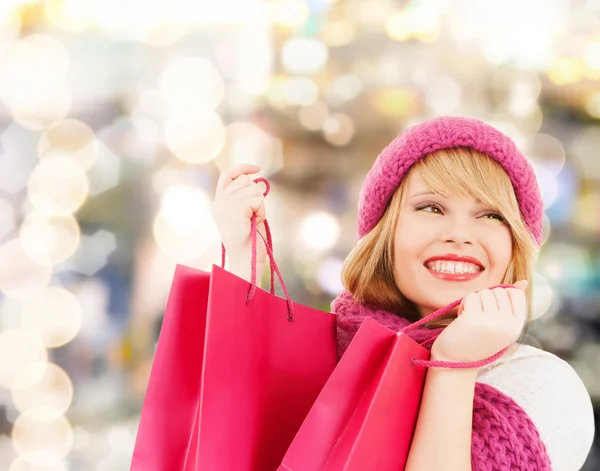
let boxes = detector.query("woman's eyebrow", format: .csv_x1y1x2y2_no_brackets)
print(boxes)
411,191,440,198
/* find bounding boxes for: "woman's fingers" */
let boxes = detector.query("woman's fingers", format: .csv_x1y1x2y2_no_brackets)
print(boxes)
478,288,497,312
227,180,264,198
506,287,527,319
463,292,482,314
216,164,261,194
221,173,253,196
244,196,266,217
491,287,512,315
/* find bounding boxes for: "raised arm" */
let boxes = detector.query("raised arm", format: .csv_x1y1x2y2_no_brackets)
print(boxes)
404,361,478,471
211,163,268,283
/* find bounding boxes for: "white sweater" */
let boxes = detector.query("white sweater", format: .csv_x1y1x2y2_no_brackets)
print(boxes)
477,343,595,471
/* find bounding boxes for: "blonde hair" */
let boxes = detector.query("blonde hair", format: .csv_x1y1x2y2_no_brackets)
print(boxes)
341,147,539,340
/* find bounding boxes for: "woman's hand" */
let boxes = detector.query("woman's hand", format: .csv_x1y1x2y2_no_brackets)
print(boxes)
211,163,268,281
430,280,528,366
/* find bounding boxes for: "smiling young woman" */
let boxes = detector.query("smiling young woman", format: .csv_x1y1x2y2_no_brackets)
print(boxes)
332,116,594,471
341,146,538,334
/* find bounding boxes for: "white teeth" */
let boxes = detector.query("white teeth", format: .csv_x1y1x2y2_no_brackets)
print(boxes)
426,261,480,274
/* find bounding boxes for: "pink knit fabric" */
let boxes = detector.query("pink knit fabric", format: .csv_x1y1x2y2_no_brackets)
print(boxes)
357,116,544,246
332,290,553,471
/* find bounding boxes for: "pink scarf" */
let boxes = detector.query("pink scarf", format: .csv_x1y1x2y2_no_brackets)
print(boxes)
332,289,553,470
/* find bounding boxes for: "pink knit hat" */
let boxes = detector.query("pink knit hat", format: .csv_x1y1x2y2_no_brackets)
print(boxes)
357,116,544,246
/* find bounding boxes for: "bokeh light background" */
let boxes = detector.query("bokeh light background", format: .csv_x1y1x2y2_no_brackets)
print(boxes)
0,0,599,469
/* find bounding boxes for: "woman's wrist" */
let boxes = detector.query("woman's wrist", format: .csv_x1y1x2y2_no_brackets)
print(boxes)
430,348,482,374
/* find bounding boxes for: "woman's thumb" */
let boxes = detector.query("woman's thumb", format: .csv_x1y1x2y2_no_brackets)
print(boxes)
456,297,466,316
514,280,528,291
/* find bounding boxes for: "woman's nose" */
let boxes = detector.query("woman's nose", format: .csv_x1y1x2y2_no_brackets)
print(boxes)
442,218,474,245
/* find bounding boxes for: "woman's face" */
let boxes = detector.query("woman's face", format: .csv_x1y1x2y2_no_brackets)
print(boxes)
393,171,513,317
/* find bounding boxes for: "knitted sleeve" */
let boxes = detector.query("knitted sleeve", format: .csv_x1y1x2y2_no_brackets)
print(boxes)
476,344,595,471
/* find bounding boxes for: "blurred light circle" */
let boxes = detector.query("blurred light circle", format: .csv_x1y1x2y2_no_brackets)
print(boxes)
297,211,340,252
321,20,357,46
547,58,586,85
536,243,594,292
269,0,310,27
584,92,600,119
491,69,542,112
27,156,89,215
386,12,414,41
222,83,257,116
283,77,319,106
323,113,355,147
164,108,226,164
130,116,161,165
10,85,71,131
299,101,330,131
159,57,225,111
0,240,51,299
530,162,557,209
21,286,82,348
12,362,73,419
573,191,600,233
325,74,363,106
371,89,417,117
45,0,96,33
105,425,137,452
12,411,73,464
265,75,289,109
393,7,439,39
153,212,219,261
9,454,67,471
541,212,551,247
524,133,566,175
317,258,344,295
131,88,162,121
125,0,189,45
0,196,16,238
281,38,328,75
38,119,98,171
0,35,69,99
584,41,600,70
569,127,600,180
516,104,544,136
137,24,187,47
0,7,21,43
160,186,208,233
425,76,461,114
0,35,71,130
19,212,80,266
214,122,283,176
0,330,47,388
530,272,558,321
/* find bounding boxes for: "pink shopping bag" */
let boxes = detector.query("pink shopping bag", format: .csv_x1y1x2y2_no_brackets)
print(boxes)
279,287,513,471
131,179,338,471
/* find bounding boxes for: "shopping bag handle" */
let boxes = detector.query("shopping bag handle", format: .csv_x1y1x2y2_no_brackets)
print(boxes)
403,283,517,369
220,178,296,322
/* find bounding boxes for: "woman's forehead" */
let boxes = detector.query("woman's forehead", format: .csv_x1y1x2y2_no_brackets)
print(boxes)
405,171,485,204
406,172,436,195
